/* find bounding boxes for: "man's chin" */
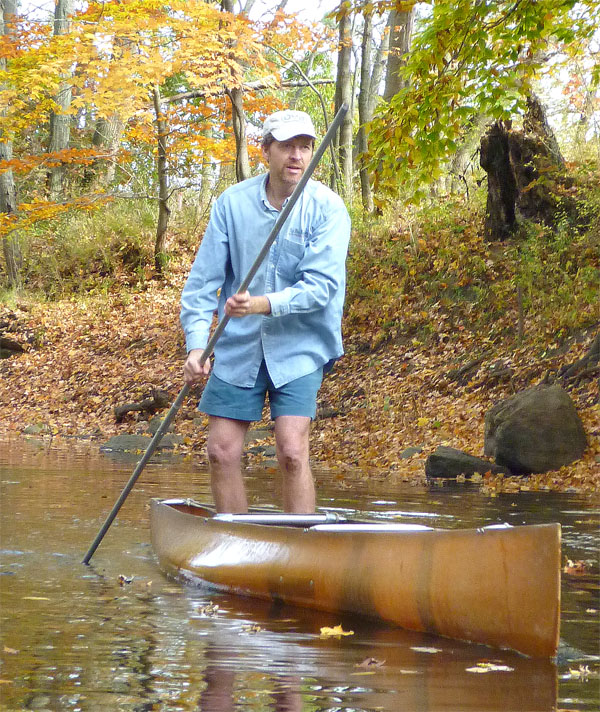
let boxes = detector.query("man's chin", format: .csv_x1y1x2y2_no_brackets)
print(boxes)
283,172,304,185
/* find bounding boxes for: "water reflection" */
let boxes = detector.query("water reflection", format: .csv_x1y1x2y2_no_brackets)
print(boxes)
0,437,598,711
188,598,558,712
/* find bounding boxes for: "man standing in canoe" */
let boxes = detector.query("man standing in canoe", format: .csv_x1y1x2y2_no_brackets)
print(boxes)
180,109,351,514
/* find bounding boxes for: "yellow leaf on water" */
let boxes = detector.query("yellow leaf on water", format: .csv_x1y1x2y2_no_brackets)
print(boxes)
320,624,354,638
466,662,514,673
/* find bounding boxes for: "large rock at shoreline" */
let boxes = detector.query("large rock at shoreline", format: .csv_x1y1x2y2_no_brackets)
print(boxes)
484,385,587,475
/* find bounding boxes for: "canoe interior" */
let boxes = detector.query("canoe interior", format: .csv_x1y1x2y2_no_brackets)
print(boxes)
150,498,561,658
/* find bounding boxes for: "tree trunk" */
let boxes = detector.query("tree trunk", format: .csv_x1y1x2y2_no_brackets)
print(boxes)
221,0,250,183
448,113,490,193
153,86,170,274
47,0,74,200
357,9,374,212
1,0,21,288
227,87,251,182
523,92,565,169
334,9,353,201
367,13,391,119
480,122,518,241
83,114,124,188
383,7,414,101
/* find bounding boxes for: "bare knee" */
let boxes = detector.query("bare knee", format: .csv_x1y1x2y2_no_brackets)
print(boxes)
207,436,242,469
277,440,307,474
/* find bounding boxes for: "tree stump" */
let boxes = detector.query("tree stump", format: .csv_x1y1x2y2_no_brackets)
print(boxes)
479,95,575,241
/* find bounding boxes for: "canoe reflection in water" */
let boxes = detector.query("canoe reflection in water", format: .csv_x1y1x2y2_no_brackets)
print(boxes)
191,603,558,712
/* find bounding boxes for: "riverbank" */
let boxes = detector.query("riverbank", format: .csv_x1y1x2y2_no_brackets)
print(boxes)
1,271,598,493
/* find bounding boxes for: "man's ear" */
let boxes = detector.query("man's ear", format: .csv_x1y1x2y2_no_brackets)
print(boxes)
261,144,270,164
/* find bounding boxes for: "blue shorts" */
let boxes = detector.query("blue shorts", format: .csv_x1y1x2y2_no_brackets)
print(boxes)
199,361,323,421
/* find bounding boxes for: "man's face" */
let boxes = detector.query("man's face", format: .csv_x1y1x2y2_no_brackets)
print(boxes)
262,135,314,189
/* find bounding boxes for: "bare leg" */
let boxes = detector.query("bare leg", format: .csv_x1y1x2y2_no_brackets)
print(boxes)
206,416,249,513
274,415,315,513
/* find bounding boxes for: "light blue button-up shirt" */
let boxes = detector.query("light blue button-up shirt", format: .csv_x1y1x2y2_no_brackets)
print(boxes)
180,173,351,388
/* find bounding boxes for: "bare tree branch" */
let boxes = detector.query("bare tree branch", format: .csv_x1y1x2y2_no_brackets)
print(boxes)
264,43,340,183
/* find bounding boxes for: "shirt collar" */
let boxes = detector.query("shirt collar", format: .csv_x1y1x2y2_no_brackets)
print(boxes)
261,174,290,212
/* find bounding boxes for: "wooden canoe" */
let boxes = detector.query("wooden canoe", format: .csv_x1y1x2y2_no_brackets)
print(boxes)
149,499,561,658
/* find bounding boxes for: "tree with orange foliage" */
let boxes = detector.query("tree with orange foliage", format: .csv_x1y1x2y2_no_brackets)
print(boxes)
0,0,325,284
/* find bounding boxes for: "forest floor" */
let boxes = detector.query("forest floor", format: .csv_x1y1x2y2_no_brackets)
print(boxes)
1,239,598,495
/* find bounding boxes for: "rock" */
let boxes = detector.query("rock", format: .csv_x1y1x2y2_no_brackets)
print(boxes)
247,445,277,457
245,428,271,443
400,446,423,460
100,433,182,453
425,446,510,479
0,336,25,359
146,416,174,435
484,385,587,475
23,424,52,435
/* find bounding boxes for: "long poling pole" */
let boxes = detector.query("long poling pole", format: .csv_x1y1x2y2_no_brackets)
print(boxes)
82,103,349,564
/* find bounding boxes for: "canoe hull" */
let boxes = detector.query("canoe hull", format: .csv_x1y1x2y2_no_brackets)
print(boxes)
150,499,560,657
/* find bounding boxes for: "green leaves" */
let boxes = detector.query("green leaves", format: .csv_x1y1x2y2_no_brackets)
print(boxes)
367,0,599,204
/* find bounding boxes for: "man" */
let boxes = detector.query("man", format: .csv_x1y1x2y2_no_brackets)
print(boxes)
181,109,350,514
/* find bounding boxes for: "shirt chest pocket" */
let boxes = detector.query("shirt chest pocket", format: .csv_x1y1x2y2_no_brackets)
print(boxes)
276,236,306,281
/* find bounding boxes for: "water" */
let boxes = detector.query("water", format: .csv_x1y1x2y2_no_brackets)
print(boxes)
0,437,598,711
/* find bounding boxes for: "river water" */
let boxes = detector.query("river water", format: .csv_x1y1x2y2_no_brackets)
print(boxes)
0,437,598,711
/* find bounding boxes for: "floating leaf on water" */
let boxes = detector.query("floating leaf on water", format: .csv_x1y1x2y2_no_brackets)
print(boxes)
198,602,219,617
3,647,18,655
241,624,262,634
565,665,593,681
466,662,514,674
563,559,589,575
320,624,354,638
118,575,134,585
356,657,386,668
410,646,441,654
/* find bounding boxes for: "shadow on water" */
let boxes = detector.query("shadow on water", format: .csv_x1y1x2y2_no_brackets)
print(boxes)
0,437,598,711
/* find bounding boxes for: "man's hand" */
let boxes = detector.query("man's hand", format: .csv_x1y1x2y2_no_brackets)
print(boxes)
225,291,271,317
183,348,211,386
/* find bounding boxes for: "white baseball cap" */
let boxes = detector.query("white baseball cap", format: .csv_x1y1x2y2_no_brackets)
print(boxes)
262,110,317,141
